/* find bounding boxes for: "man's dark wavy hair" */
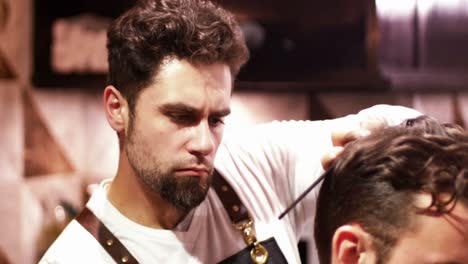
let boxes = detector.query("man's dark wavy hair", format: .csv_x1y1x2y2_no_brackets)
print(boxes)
107,0,249,112
314,116,468,264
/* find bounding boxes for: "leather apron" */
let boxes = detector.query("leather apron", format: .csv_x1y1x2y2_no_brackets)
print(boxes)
75,171,288,264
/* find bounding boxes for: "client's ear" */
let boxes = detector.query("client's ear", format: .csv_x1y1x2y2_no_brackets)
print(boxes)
331,224,376,264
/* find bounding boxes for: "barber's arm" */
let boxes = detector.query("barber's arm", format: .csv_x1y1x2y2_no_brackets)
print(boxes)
322,104,422,168
216,104,422,238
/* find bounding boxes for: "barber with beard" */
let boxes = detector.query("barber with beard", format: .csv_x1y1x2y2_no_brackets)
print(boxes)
39,0,422,263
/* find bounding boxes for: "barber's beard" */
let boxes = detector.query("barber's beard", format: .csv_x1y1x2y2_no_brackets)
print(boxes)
132,165,211,212
125,118,211,213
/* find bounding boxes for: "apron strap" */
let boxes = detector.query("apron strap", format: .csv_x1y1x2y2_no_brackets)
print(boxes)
212,170,269,264
212,170,250,224
75,207,139,264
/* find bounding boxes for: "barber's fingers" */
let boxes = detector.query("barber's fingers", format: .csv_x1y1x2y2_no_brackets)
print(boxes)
321,146,344,169
331,128,371,147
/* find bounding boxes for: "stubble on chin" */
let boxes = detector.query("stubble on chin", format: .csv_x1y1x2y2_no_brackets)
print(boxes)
159,174,212,212
136,169,212,212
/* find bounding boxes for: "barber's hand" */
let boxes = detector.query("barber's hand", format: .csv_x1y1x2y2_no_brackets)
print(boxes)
331,128,371,147
321,146,344,170
321,105,422,169
321,128,371,169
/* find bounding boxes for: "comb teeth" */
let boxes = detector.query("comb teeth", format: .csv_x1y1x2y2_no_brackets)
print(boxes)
278,169,330,220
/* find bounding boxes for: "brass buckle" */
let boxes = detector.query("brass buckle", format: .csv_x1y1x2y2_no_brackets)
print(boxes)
234,220,269,264
251,241,268,264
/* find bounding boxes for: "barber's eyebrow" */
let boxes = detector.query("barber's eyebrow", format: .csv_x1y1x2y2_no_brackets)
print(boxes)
212,108,231,118
159,103,199,115
159,103,231,117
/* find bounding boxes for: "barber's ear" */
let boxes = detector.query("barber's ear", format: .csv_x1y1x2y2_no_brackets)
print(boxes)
332,224,376,264
103,85,129,133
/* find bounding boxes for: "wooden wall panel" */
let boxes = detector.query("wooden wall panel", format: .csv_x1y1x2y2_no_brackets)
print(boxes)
0,80,26,263
23,88,75,177
0,81,23,180
0,0,31,81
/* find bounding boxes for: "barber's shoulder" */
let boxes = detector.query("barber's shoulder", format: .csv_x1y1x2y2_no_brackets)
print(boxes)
39,220,111,263
223,120,317,142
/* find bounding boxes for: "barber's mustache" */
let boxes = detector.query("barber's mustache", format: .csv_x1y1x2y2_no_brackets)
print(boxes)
174,158,214,173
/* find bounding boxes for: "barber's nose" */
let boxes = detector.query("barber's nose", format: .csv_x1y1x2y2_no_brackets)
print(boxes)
187,122,215,157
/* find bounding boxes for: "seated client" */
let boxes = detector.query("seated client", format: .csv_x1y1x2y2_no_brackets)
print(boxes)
314,116,468,264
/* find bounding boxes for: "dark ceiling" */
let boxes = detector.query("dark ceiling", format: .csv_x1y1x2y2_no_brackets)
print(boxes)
217,0,367,28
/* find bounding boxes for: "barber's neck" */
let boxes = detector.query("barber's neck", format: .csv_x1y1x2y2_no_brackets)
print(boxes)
107,154,187,230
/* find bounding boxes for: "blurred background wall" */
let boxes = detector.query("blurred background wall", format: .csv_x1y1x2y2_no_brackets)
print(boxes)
1,0,467,263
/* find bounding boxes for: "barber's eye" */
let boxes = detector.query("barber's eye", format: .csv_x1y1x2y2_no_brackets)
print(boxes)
209,117,225,127
171,114,195,124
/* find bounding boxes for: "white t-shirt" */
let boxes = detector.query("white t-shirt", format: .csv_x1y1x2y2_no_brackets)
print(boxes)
39,105,421,264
